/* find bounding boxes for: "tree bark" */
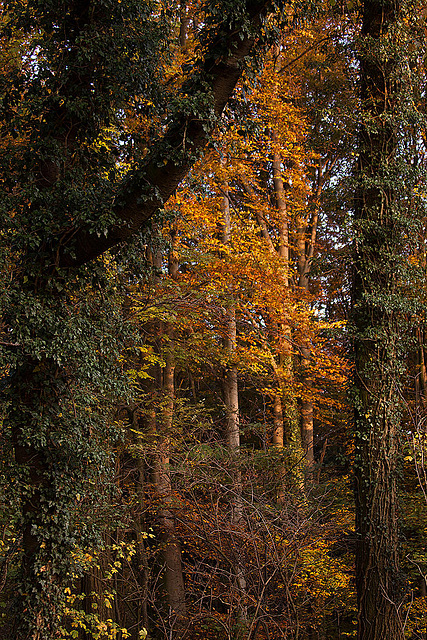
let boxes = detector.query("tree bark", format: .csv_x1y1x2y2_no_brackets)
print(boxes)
10,356,82,639
353,1,406,638
296,181,321,478
147,244,186,629
179,1,191,52
271,131,305,495
220,184,248,625
416,327,427,411
131,415,150,639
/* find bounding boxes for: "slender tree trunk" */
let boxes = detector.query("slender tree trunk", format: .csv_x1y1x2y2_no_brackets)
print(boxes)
280,335,305,496
244,136,304,497
152,436,186,622
179,1,190,51
296,187,320,478
224,309,243,527
221,183,247,625
272,394,284,450
272,391,285,504
299,374,314,474
416,327,427,410
272,131,305,495
147,242,186,630
272,130,289,271
156,356,186,620
128,410,150,639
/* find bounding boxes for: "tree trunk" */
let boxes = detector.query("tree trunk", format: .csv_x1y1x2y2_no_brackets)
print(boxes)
10,356,84,639
296,190,320,479
221,184,248,625
299,364,314,475
272,131,305,496
157,356,186,619
129,411,150,639
147,242,186,631
179,1,191,51
3,4,282,638
353,1,406,638
272,130,290,272
416,327,427,411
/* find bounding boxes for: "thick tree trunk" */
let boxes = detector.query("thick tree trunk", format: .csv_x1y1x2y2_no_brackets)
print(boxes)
353,1,406,638
10,357,82,639
57,2,273,268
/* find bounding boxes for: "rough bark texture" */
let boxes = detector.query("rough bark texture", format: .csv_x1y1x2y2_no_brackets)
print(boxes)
353,1,406,638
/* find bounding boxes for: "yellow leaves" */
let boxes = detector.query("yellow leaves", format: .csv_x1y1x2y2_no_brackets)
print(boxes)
403,597,427,637
60,610,131,640
295,540,354,608
61,543,140,639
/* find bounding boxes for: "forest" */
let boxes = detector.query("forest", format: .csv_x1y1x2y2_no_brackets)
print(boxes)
0,0,426,639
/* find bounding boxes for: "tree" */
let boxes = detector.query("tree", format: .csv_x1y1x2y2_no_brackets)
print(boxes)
0,1,282,637
352,0,427,638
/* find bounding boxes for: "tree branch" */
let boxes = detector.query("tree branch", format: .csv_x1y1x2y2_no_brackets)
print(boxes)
59,1,273,268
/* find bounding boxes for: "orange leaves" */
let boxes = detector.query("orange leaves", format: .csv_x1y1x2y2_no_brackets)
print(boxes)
156,32,350,421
